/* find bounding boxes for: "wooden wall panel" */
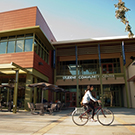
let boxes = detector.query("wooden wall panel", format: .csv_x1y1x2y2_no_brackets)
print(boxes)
0,7,37,32
58,53,121,62
0,52,34,68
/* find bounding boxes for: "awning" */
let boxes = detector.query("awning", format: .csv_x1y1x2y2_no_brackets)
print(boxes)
0,62,28,74
128,75,135,82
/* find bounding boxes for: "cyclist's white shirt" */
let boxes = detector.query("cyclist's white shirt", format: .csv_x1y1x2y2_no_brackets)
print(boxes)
82,90,97,104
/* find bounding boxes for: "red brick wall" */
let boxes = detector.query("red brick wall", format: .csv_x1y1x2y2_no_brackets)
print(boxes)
0,7,37,32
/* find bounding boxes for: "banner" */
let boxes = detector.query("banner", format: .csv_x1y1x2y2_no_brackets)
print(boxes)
98,44,101,66
75,45,78,67
122,41,126,65
53,50,55,68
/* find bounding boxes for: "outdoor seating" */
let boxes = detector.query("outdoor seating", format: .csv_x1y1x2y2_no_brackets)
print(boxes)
27,102,38,115
47,103,57,114
35,103,44,115
56,103,62,111
0,103,4,111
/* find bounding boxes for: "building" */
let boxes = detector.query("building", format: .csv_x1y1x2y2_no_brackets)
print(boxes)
0,7,135,112
0,7,56,112
52,38,135,108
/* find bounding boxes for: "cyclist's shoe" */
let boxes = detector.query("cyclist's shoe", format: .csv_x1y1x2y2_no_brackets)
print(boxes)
90,118,97,122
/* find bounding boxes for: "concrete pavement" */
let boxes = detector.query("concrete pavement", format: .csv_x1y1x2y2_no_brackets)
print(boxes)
0,108,135,135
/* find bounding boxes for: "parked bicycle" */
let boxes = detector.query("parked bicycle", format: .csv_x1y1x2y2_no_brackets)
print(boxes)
72,103,114,126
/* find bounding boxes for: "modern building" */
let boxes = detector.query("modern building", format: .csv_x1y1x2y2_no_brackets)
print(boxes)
0,7,56,112
52,37,135,108
0,7,135,112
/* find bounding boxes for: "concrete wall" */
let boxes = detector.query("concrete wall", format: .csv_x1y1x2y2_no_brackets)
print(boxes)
127,60,135,108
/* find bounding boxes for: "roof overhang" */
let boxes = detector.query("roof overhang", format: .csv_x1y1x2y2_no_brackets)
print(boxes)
0,62,28,75
0,26,55,50
52,36,135,48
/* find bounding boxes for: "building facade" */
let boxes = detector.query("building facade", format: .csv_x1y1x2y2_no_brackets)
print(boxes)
52,38,135,108
0,7,135,112
0,7,56,112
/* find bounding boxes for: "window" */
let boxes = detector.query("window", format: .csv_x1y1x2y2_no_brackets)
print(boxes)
24,39,33,52
16,40,24,52
34,40,38,54
102,64,114,73
17,34,24,39
7,41,15,53
101,58,120,73
0,42,7,54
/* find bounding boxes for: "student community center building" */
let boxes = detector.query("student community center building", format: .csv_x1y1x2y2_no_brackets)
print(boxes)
0,7,135,111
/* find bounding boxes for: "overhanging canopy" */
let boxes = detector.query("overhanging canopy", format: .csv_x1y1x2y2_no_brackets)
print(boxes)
0,62,28,74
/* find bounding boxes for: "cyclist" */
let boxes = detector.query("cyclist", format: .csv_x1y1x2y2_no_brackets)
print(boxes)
82,85,101,122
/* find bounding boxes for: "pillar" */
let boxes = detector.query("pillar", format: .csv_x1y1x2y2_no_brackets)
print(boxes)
24,73,33,110
98,44,104,107
34,77,37,104
75,45,80,107
13,70,19,113
121,41,129,108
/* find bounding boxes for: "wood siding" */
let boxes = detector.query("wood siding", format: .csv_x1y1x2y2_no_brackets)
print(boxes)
0,52,34,67
33,52,53,83
0,7,37,32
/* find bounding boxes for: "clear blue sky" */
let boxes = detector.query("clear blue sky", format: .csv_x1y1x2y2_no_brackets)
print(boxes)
0,0,135,41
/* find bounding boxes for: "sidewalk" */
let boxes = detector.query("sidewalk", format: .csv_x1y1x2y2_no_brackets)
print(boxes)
0,108,135,135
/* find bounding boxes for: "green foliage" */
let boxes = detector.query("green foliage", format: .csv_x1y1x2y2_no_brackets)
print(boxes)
114,0,134,38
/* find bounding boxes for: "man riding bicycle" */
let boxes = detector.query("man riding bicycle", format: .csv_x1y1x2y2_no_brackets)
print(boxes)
82,85,101,122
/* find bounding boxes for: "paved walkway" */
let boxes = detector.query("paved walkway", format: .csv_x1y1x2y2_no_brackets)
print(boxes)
0,108,135,135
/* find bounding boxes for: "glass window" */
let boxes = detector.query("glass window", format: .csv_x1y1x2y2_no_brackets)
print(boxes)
44,51,46,61
34,40,38,54
1,37,7,41
41,47,43,58
16,40,24,52
25,33,33,38
9,36,16,40
17,34,24,39
0,42,7,54
7,41,15,53
24,39,33,52
37,44,40,56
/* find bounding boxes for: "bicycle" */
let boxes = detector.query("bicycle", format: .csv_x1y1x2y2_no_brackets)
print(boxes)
72,103,114,126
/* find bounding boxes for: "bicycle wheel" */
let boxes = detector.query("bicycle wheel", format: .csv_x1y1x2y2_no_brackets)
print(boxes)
97,108,114,126
72,109,89,126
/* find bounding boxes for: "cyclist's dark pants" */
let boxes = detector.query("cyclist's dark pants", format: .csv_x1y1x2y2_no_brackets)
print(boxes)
83,102,95,119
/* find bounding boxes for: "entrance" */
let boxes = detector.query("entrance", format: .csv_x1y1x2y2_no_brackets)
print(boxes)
65,92,76,107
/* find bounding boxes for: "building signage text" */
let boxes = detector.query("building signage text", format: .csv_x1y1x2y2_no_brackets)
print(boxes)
63,74,115,80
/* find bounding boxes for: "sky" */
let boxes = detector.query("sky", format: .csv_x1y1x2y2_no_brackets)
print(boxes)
0,0,135,41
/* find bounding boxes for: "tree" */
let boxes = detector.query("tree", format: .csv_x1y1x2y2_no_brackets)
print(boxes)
114,0,134,38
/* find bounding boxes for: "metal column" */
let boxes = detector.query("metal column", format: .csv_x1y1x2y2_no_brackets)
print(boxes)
121,41,129,108
13,70,19,113
98,44,104,107
75,46,80,107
